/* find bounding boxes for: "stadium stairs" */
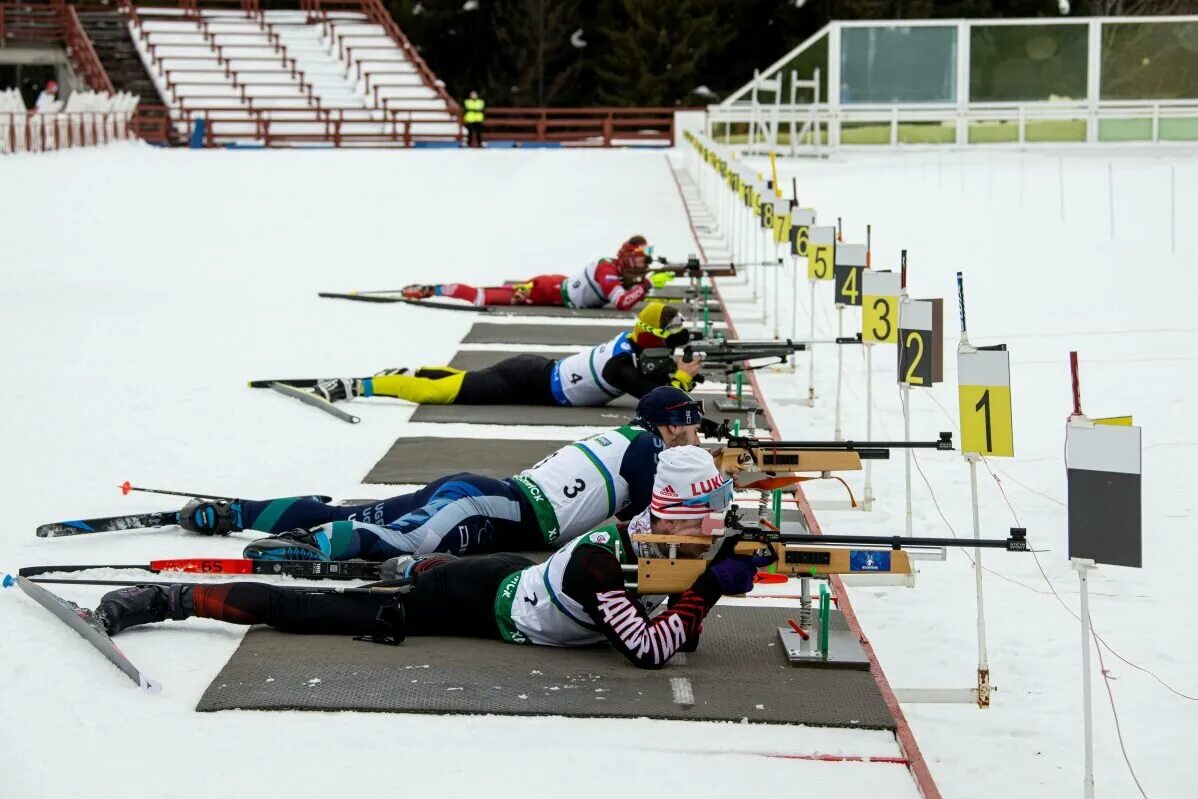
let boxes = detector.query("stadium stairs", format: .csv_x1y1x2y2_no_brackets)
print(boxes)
121,0,461,146
76,8,176,143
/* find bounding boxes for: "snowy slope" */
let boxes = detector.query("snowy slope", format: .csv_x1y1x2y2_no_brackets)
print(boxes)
0,145,916,798
691,146,1198,797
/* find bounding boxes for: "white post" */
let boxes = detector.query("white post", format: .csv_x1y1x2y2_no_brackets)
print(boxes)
902,382,912,537
773,239,781,338
790,253,800,370
834,305,844,439
1073,557,1097,799
807,280,817,406
862,343,874,510
968,453,991,707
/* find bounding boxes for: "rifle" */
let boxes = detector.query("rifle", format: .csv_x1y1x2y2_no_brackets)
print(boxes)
625,505,1026,595
639,334,863,383
714,431,954,489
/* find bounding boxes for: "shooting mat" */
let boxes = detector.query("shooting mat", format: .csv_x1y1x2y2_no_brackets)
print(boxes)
487,303,724,322
196,606,894,729
364,437,571,484
409,400,770,431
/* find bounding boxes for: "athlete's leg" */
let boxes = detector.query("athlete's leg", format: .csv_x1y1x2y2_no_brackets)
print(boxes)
318,474,535,559
226,475,465,534
453,355,556,405
402,554,534,637
528,274,567,305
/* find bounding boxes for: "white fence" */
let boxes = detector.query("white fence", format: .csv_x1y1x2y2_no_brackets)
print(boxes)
1,89,141,155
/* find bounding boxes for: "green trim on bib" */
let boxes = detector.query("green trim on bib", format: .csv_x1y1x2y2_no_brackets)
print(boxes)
493,571,529,644
510,474,563,545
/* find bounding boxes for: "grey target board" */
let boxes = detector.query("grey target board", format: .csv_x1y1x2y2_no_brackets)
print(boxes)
1066,420,1142,568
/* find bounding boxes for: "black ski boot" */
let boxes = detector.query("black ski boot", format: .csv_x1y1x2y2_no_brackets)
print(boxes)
95,585,192,635
313,378,362,403
178,498,242,535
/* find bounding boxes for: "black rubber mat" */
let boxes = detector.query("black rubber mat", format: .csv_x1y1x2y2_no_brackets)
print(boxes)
462,324,625,347
196,606,894,729
488,303,724,321
409,401,770,431
364,437,571,484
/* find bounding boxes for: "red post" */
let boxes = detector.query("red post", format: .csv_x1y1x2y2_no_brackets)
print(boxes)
602,114,613,147
1070,351,1082,417
900,249,907,290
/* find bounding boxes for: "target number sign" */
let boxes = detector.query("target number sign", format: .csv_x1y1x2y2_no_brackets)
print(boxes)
807,226,836,281
833,244,867,306
773,198,792,243
861,270,901,344
897,298,943,387
789,209,815,258
957,347,1014,457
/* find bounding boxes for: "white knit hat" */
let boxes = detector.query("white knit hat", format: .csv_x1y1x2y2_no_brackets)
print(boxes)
651,445,732,519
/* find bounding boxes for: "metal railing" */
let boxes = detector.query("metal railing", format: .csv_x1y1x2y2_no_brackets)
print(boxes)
483,107,678,146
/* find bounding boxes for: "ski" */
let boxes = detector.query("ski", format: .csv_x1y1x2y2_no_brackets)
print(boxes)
269,382,360,424
7,575,160,692
20,558,380,580
248,378,319,389
317,293,491,313
36,495,335,538
37,511,180,539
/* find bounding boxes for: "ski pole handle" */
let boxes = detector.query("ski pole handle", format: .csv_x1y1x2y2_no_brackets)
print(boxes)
119,482,235,501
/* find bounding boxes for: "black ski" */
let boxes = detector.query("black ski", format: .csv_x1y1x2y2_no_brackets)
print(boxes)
36,495,335,538
7,575,161,692
248,378,320,389
317,293,491,313
269,382,360,424
20,558,381,580
37,511,180,539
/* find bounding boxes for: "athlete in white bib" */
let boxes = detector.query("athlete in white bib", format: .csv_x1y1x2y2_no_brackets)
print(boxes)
303,302,703,409
239,387,716,563
98,446,775,671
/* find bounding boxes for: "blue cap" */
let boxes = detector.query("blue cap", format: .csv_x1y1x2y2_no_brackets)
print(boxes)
635,386,704,427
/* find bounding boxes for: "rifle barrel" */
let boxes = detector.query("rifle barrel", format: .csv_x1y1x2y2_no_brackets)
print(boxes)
731,437,953,450
740,531,1025,552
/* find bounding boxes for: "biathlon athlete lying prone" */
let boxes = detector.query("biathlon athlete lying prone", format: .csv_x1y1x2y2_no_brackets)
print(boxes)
401,235,671,310
309,302,705,408
96,446,774,669
178,387,718,562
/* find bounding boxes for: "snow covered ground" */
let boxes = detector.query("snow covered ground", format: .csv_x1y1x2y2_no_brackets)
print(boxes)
1,146,916,798
697,145,1198,797
3,141,1196,797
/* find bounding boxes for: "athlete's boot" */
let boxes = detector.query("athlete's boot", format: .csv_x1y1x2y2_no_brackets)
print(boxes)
379,552,459,582
401,284,435,300
95,584,192,635
242,528,332,561
178,498,242,535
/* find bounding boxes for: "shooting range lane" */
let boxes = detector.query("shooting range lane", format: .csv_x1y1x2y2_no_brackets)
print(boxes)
448,348,765,387
196,606,894,728
480,303,724,321
364,437,572,484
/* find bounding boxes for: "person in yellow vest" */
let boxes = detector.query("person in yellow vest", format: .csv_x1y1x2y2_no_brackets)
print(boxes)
463,90,485,148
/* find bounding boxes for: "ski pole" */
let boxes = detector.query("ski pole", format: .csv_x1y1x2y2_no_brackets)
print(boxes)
119,482,236,501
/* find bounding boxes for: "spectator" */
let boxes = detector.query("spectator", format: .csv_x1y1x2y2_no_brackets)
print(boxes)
463,89,484,148
34,80,58,112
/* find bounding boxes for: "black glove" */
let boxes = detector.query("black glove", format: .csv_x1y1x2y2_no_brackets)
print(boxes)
706,539,776,595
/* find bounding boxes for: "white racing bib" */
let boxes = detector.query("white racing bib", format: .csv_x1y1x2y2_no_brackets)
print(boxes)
518,426,643,542
549,332,633,406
